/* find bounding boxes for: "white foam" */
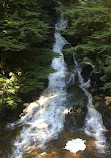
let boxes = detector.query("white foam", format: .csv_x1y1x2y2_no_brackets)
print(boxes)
72,54,107,152
11,17,69,158
64,138,86,153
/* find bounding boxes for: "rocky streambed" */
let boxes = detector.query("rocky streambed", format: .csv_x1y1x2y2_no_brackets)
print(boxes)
65,84,87,131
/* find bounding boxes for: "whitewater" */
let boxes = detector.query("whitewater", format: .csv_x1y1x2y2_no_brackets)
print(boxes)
10,16,107,157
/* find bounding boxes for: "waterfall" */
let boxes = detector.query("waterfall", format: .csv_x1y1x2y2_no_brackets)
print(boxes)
73,54,107,152
11,17,69,158
10,14,107,157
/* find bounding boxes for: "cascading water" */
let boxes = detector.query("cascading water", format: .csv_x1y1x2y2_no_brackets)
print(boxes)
11,17,69,158
10,14,107,158
72,54,107,152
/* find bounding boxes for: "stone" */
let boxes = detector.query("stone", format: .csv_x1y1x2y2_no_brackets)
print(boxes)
64,84,88,131
81,64,93,82
93,96,111,129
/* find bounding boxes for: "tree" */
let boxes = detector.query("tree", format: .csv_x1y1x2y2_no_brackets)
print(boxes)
0,0,56,116
61,0,111,94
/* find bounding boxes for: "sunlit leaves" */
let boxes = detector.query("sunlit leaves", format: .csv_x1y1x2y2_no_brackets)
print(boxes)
0,0,56,112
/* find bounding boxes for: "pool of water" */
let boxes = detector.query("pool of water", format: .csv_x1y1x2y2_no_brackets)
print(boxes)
23,130,111,158
0,120,111,158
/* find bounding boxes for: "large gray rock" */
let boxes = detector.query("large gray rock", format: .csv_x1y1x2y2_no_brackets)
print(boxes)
64,84,88,131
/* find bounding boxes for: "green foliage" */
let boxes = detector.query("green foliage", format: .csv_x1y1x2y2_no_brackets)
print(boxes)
62,5,110,41
100,57,111,92
61,0,111,94
0,0,49,51
0,73,21,109
0,0,56,114
19,49,56,93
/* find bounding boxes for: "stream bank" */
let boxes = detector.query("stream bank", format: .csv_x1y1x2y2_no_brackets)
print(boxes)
0,3,111,158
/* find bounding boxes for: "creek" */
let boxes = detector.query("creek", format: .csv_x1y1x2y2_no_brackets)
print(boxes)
0,14,111,158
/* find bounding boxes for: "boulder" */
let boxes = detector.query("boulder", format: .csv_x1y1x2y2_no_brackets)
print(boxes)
81,64,93,82
93,96,111,130
64,84,88,131
64,53,74,71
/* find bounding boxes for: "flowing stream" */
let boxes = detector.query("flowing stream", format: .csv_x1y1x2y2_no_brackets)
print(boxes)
72,55,107,152
11,17,69,158
9,16,108,158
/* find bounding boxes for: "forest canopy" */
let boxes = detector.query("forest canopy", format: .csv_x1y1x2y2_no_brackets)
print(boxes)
0,0,111,119
0,0,56,118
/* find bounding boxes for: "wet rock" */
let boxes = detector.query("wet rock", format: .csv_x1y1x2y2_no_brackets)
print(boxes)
93,96,111,130
81,64,93,82
66,84,88,107
81,64,104,96
64,84,88,131
90,70,103,94
64,106,87,131
64,53,74,71
63,44,71,49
